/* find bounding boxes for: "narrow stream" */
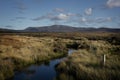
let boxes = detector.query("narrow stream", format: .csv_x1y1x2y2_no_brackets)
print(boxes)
13,49,75,80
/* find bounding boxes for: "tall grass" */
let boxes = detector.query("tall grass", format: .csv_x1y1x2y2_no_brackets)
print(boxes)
0,35,69,79
56,38,120,80
0,32,119,80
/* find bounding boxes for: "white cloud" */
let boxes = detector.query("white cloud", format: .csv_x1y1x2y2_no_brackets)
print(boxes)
79,17,94,23
106,17,112,21
85,8,92,15
78,17,112,25
95,17,112,23
66,13,76,16
107,0,120,8
57,13,69,20
33,13,70,21
54,8,64,12
32,8,83,22
81,17,87,22
51,13,70,21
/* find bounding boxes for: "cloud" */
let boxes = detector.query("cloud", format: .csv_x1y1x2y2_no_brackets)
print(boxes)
17,5,26,10
15,17,26,19
95,17,112,23
32,17,44,21
85,8,92,15
106,17,112,21
67,13,77,17
5,25,13,28
76,17,112,26
10,17,26,21
54,8,64,12
107,0,120,8
32,13,53,21
56,13,69,20
79,17,95,23
16,1,27,10
75,13,83,17
117,21,120,27
32,6,83,22
81,17,87,22
14,0,27,13
32,13,72,21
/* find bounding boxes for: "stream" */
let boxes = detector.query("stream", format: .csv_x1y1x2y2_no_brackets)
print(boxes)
13,49,75,80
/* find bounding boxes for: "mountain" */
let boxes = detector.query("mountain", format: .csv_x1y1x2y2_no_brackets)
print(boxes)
0,25,120,33
24,25,120,33
0,28,17,33
24,25,79,32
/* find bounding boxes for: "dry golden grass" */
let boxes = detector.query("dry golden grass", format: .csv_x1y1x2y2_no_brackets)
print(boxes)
0,32,120,80
56,39,120,80
0,35,69,79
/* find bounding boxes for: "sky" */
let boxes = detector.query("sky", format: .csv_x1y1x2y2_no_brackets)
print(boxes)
0,0,120,30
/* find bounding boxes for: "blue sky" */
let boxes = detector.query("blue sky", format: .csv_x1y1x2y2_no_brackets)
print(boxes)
0,0,120,29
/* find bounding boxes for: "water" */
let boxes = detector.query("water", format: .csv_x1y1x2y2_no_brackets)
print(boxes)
68,49,76,55
13,49,75,80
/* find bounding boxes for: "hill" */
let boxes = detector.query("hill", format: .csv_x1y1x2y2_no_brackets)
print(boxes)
0,25,120,33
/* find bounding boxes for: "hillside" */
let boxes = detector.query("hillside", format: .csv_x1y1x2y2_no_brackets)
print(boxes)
0,25,120,33
24,25,120,32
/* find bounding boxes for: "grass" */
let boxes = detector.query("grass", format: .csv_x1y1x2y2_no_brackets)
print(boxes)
0,35,69,79
56,38,120,80
0,32,120,80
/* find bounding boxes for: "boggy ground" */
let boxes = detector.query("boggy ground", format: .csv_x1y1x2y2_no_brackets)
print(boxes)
56,38,120,80
0,32,120,80
0,35,71,80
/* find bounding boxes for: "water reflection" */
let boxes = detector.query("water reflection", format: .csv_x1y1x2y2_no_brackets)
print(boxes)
13,49,75,80
44,60,50,66
68,49,76,55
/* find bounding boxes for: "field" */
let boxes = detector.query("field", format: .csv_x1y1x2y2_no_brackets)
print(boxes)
55,32,120,80
0,33,69,80
0,32,120,80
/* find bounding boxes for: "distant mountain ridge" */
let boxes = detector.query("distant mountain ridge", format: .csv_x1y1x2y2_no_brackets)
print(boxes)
25,25,79,32
0,28,18,33
24,25,120,32
0,25,120,33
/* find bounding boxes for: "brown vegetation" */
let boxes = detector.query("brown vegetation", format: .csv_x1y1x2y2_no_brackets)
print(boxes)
0,35,69,79
56,37,120,80
0,32,120,80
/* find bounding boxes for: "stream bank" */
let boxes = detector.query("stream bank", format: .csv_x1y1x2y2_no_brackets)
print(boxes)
12,49,75,80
